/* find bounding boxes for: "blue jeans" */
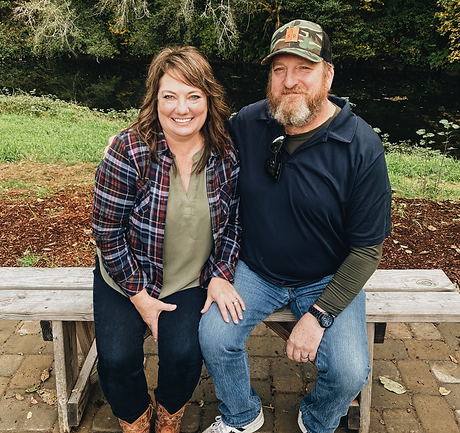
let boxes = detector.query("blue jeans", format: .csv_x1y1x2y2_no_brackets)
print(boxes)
93,260,206,422
199,261,370,433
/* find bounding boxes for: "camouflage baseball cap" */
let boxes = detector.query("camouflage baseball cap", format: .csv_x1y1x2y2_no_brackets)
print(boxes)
261,19,332,65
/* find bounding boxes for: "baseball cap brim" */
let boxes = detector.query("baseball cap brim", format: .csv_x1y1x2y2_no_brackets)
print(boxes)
261,47,324,66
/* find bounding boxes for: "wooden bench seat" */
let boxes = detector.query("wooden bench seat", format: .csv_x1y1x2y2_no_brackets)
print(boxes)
1,267,460,433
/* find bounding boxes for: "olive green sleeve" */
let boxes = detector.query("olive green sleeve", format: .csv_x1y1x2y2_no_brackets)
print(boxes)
315,243,383,317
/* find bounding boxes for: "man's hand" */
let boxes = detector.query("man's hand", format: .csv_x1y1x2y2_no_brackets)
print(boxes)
130,289,177,341
286,308,325,363
104,135,116,156
201,277,245,324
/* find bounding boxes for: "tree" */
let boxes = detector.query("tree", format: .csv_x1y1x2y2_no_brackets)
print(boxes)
437,0,460,62
13,0,80,53
10,0,254,55
1,0,459,71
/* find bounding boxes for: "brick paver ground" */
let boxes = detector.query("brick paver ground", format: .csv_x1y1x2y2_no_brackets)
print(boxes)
0,320,459,432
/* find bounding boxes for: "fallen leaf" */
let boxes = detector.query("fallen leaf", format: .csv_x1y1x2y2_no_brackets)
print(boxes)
30,397,38,404
405,250,413,254
400,245,408,249
419,251,429,255
26,385,39,393
27,412,32,419
427,225,437,231
40,368,50,383
15,393,25,401
379,376,407,394
449,355,458,364
392,239,400,244
37,389,57,405
439,387,451,396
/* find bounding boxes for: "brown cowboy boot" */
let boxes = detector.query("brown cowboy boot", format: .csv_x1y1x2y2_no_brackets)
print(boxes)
118,399,154,433
154,401,186,433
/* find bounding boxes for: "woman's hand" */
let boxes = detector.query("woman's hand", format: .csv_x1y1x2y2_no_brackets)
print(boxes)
130,289,177,341
201,277,245,324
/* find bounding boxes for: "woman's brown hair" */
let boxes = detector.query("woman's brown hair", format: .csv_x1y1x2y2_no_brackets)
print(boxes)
129,46,230,173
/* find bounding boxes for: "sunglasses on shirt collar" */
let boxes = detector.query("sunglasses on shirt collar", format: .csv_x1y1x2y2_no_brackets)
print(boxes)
265,135,286,182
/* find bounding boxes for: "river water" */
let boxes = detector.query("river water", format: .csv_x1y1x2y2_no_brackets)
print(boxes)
1,58,459,157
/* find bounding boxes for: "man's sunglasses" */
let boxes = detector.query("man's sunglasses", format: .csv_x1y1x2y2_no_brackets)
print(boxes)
265,135,286,182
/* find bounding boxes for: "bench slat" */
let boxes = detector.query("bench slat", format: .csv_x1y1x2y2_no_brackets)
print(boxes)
0,268,454,292
365,291,460,322
365,269,454,292
264,292,460,323
0,267,93,290
3,289,460,323
0,290,93,321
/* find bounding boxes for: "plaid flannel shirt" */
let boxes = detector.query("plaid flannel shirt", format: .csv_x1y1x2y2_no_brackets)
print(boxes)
92,131,241,298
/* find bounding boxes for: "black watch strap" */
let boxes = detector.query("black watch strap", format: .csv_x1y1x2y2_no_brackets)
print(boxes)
308,305,334,328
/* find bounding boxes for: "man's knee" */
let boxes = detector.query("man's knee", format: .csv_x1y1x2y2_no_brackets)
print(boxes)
329,357,370,394
199,309,247,357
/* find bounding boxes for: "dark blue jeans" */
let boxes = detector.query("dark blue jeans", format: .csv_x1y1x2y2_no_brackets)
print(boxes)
93,260,206,422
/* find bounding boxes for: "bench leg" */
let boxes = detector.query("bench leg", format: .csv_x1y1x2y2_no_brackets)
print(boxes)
67,338,98,426
359,322,374,433
52,321,79,433
76,321,95,358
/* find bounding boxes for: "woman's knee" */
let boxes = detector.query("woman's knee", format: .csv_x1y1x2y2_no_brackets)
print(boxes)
98,343,144,375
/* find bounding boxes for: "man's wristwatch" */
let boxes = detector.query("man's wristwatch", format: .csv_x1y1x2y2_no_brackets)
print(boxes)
308,305,334,328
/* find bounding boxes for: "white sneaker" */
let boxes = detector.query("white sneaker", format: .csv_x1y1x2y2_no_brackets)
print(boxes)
297,410,309,433
202,410,264,433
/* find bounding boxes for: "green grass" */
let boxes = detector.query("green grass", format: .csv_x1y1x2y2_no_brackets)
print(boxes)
0,89,137,164
0,113,128,164
17,248,44,267
385,149,460,200
1,90,459,201
380,125,460,200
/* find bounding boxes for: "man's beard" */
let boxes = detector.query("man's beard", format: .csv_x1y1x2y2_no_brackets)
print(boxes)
267,80,329,129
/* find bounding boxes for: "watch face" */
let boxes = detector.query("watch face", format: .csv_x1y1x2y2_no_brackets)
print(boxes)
321,314,334,328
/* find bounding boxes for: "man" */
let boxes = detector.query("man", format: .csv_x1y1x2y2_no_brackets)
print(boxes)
199,19,392,433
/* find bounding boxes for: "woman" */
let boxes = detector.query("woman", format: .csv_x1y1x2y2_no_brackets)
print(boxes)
92,46,244,433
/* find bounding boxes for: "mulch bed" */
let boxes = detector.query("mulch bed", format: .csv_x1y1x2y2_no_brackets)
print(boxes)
1,187,459,289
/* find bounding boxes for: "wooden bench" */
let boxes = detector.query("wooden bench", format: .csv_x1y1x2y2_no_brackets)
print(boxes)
1,268,459,433
0,268,95,433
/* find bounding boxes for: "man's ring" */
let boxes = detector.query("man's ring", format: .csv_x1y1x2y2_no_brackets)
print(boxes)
301,354,309,360
233,300,239,305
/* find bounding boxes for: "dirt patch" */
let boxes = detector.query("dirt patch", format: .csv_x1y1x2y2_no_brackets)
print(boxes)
0,161,97,190
1,162,459,289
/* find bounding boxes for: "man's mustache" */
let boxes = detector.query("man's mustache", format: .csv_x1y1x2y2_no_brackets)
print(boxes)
280,86,309,95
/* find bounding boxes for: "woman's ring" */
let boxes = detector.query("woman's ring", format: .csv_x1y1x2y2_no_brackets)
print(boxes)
233,300,239,305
